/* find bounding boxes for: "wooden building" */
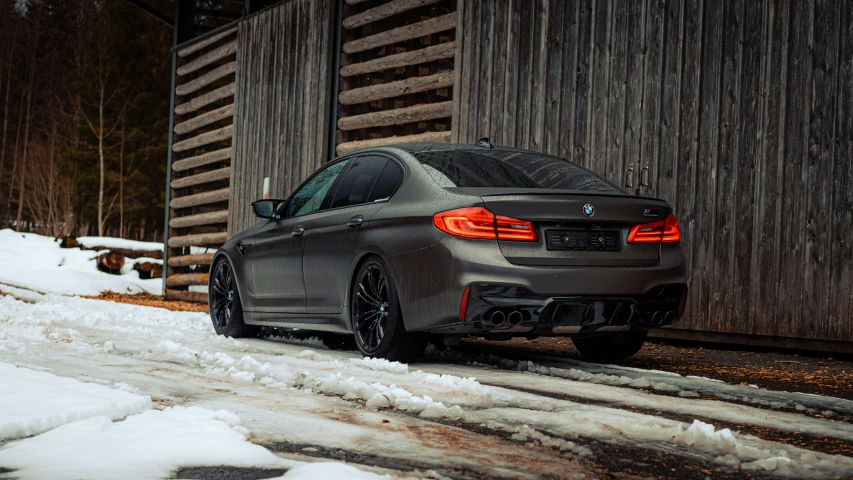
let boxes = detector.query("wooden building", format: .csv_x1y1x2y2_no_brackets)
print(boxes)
161,0,853,352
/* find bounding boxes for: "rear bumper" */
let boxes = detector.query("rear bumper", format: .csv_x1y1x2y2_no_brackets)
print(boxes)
428,283,687,337
389,235,687,333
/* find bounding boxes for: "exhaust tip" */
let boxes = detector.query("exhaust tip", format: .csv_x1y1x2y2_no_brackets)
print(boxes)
508,310,523,326
490,310,506,327
664,311,676,324
651,311,663,325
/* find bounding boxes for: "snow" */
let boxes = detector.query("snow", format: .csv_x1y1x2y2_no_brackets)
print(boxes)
0,287,851,478
273,463,386,480
77,236,163,251
0,229,162,296
0,406,291,480
0,362,152,441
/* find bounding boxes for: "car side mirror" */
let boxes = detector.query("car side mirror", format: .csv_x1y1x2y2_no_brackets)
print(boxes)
251,199,284,219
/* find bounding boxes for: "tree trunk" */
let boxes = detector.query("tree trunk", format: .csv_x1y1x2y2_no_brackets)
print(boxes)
5,91,23,215
97,84,105,237
14,88,32,231
0,53,12,192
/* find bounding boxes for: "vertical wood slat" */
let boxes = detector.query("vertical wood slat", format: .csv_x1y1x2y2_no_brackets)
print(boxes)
451,0,853,344
230,0,333,236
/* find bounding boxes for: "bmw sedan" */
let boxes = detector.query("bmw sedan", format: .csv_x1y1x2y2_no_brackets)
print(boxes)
208,141,688,363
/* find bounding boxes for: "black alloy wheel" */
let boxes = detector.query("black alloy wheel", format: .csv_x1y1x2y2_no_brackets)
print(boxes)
353,264,390,353
209,258,259,338
351,257,427,362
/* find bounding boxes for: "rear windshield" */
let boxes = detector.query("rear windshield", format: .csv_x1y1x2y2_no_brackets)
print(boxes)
412,148,624,194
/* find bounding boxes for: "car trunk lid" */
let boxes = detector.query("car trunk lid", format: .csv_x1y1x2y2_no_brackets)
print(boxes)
471,190,670,267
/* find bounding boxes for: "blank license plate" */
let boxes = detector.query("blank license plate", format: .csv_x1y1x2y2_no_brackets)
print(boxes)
546,230,621,252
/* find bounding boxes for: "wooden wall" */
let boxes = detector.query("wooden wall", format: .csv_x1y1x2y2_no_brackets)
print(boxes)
453,0,853,343
229,0,335,235
165,26,239,303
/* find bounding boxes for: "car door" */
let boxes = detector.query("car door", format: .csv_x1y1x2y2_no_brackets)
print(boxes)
302,155,404,314
240,159,349,313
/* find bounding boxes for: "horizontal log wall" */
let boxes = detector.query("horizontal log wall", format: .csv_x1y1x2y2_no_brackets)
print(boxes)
336,0,458,156
454,0,853,344
166,25,239,303
229,0,334,236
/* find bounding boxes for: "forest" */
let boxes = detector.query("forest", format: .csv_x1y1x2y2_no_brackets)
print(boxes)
0,0,172,240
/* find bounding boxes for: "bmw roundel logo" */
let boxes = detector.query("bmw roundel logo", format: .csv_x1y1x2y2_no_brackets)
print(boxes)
583,203,594,216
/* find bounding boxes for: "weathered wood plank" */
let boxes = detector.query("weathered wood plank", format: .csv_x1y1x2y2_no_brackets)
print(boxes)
587,0,611,177
171,167,231,189
167,232,228,249
338,101,452,130
342,12,457,54
172,125,233,153
605,0,629,189
335,131,451,155
177,27,236,58
167,253,215,268
174,105,234,136
175,62,236,97
169,187,230,209
165,273,209,287
165,289,209,304
176,40,237,76
174,83,236,116
340,42,455,77
338,71,454,105
172,148,231,173
169,210,229,229
343,0,442,29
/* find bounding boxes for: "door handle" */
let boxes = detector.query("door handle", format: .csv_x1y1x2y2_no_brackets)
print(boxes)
640,165,650,193
292,225,305,236
347,215,364,229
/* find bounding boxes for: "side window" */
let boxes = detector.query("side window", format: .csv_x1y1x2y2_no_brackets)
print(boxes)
367,160,404,202
330,156,388,209
283,160,349,218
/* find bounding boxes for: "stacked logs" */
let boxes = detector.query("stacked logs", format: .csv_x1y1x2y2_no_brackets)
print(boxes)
59,236,164,279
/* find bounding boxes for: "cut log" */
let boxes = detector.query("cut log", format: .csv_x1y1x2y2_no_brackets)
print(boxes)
171,167,231,189
172,148,231,173
172,125,233,153
167,232,228,249
132,262,163,280
340,41,455,77
176,40,237,76
342,12,456,54
174,104,234,136
174,83,235,116
338,101,452,131
177,27,236,58
166,273,209,287
165,289,209,304
59,236,79,248
170,187,230,209
176,62,237,97
343,0,442,29
339,71,453,106
336,131,451,155
168,253,215,268
96,251,125,275
169,210,229,228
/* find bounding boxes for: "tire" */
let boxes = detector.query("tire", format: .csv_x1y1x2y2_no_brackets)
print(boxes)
209,258,260,338
350,256,427,363
572,331,648,361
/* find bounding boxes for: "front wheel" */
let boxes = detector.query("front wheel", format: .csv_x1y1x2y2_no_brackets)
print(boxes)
209,258,260,338
351,257,426,363
572,331,648,361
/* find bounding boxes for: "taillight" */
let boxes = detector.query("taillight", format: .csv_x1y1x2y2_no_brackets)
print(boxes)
627,213,681,244
433,207,537,242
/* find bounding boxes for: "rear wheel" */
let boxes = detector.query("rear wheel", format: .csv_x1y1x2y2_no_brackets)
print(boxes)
351,256,426,363
209,258,260,338
572,331,647,361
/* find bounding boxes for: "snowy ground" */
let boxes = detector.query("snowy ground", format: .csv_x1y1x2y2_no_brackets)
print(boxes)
0,229,163,296
0,288,852,479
